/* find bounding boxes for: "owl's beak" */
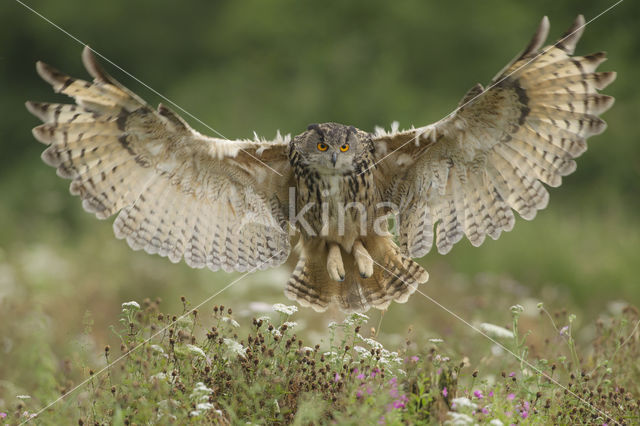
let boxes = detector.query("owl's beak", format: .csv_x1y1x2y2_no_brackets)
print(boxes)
331,152,338,167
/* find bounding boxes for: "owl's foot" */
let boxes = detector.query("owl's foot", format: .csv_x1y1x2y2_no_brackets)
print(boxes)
327,243,345,281
353,240,374,278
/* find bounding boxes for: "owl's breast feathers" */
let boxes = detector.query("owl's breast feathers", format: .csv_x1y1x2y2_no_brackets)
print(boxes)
288,142,380,247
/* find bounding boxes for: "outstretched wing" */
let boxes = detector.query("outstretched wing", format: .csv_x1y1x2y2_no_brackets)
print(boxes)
27,46,293,272
373,15,616,257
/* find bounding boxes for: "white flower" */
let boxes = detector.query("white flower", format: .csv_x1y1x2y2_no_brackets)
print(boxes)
121,301,140,310
272,303,297,315
221,317,240,328
451,397,477,410
150,344,165,354
224,338,246,358
16,395,31,399
480,323,514,339
283,321,298,329
196,402,215,411
445,412,474,425
429,338,444,343
344,312,369,325
489,419,504,426
271,329,282,338
354,346,371,357
360,337,383,349
189,410,202,417
191,382,214,399
327,321,339,329
186,344,206,358
300,346,315,353
510,304,524,314
151,372,168,382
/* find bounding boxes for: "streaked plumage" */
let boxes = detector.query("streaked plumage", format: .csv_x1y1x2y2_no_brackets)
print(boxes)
27,16,615,312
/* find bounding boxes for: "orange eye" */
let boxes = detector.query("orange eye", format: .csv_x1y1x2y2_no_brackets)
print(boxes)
340,143,350,152
317,142,328,151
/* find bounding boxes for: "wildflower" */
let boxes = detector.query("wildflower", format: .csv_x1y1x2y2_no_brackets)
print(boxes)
221,317,240,328
474,390,484,399
283,321,297,329
196,402,215,411
0,413,7,419
488,390,494,397
344,312,369,326
378,416,386,425
521,411,528,419
360,337,384,349
357,372,366,380
489,420,504,426
510,304,524,314
190,382,213,400
479,323,514,339
559,325,569,336
185,344,206,358
446,412,474,425
272,303,297,315
507,393,515,400
451,397,478,410
410,355,419,362
442,387,448,397
371,368,380,378
151,372,168,382
150,344,165,354
481,407,489,415
121,301,140,310
334,373,341,382
356,390,363,398
224,338,246,358
392,399,406,409
508,372,516,377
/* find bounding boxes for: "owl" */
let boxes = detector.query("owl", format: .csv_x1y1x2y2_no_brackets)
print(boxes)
27,16,615,312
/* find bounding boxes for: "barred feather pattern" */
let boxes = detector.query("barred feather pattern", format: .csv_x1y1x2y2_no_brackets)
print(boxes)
375,15,615,257
28,47,292,272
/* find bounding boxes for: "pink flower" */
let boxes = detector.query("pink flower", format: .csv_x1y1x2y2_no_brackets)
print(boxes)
390,387,399,398
357,373,366,380
392,400,406,409
488,390,494,397
523,401,530,411
521,411,528,419
474,390,484,399
366,386,373,395
334,373,341,382
411,355,419,362
442,387,448,397
482,407,489,414
371,368,380,378
559,326,569,336
507,393,515,401
356,390,363,398
378,415,386,424
0,412,7,419
509,372,516,377
352,368,359,375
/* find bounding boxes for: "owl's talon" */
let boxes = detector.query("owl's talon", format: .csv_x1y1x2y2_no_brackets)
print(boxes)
327,243,345,282
353,240,374,279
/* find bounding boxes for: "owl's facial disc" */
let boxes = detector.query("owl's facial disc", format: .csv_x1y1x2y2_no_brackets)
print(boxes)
300,122,360,174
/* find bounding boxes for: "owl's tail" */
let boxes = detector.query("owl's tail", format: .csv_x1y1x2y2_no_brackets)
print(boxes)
284,236,428,313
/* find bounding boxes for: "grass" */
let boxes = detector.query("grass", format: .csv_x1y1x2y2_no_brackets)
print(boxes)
1,295,638,424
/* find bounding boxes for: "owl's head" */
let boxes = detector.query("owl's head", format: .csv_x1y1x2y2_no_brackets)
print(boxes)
291,122,372,174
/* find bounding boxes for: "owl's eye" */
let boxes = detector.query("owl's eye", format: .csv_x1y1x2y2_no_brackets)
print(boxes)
317,142,328,151
340,143,350,152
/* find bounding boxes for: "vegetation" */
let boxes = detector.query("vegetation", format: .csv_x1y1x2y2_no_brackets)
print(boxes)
1,0,639,424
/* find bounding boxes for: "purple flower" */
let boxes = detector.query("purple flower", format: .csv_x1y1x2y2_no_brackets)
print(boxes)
411,355,419,362
521,411,528,419
366,386,373,395
481,407,489,415
488,390,494,397
507,393,515,401
392,400,406,409
378,415,386,424
353,368,359,375
560,325,569,336
357,373,366,380
474,390,484,399
390,387,399,398
334,373,341,382
356,390,363,398
523,401,530,411
509,372,516,377
442,387,448,397
0,412,7,419
371,368,380,378
389,377,397,386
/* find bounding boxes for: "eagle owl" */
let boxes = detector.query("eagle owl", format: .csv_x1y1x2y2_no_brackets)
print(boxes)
27,16,615,312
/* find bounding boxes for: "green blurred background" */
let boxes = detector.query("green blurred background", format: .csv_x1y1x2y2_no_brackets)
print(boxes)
0,0,638,403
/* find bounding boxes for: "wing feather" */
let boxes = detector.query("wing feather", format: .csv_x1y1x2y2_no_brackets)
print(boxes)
28,46,293,271
374,16,615,257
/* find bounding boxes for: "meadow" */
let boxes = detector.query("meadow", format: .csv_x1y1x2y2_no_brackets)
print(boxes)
1,0,639,424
